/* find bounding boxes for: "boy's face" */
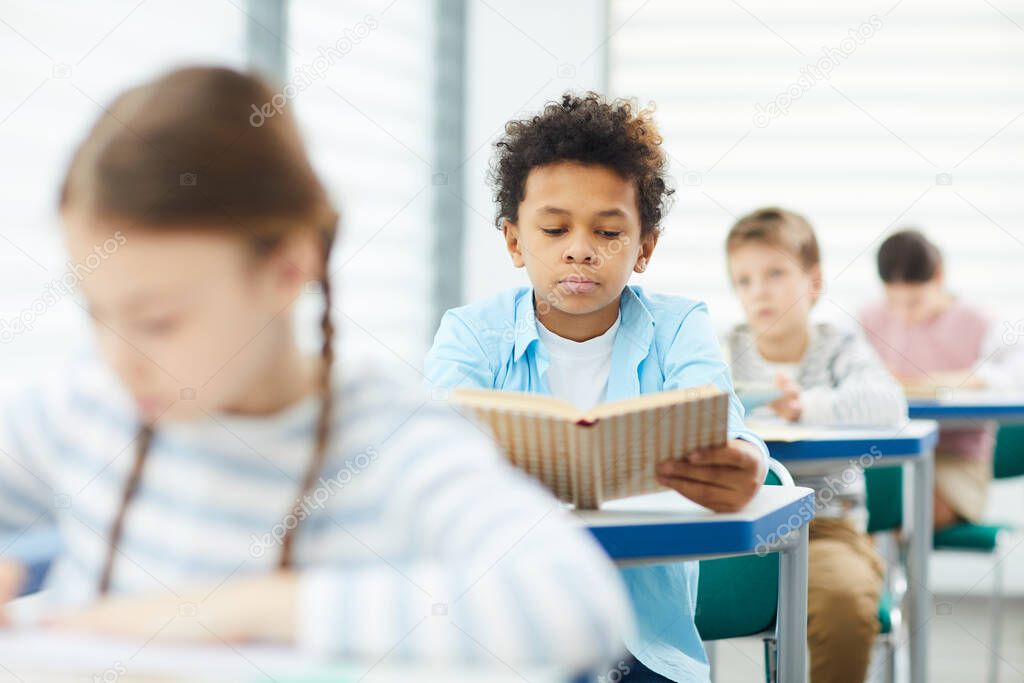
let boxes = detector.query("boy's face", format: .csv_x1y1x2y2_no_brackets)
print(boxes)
883,278,945,325
503,161,655,321
728,242,821,339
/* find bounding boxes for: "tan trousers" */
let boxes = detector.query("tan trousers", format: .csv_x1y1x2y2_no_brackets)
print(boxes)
935,452,991,522
807,518,885,683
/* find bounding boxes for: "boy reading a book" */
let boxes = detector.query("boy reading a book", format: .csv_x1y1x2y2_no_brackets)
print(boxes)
424,93,768,683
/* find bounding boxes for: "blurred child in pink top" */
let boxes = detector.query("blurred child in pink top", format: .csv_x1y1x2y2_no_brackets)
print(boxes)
860,229,1024,528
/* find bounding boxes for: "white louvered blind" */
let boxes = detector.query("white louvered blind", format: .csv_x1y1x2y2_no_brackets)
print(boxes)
0,0,247,387
289,0,437,371
609,0,1024,335
0,0,438,388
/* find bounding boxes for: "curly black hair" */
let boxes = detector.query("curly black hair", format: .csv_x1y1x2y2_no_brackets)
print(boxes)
489,92,673,236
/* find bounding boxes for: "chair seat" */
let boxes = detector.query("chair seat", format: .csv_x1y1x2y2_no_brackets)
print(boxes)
933,523,1010,552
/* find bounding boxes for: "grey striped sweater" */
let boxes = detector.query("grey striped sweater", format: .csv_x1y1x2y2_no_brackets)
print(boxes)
725,323,908,526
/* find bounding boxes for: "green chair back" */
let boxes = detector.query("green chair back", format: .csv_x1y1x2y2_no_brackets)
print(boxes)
865,465,904,533
695,469,782,640
994,425,1024,480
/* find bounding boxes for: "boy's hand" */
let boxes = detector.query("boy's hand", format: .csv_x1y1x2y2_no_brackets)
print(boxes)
656,439,764,513
768,373,802,422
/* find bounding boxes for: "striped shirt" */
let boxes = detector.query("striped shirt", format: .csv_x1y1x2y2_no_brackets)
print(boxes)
725,323,907,525
0,351,634,668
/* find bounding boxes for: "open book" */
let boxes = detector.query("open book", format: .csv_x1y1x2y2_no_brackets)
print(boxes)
450,385,729,509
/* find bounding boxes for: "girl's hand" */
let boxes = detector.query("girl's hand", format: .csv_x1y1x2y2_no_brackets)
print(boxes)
768,373,802,422
0,560,27,626
656,439,764,513
44,572,298,645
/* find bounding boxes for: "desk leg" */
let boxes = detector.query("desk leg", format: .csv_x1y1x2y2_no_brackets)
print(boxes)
777,523,808,683
906,450,934,683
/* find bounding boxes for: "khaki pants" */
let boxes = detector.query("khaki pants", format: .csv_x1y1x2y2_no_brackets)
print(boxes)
807,518,885,683
935,452,991,523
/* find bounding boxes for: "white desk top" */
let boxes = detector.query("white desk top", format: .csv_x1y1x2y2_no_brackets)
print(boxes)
747,418,940,443
576,485,812,527
0,630,564,682
907,389,1024,405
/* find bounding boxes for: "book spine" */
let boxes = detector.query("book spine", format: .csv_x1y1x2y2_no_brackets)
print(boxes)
568,423,580,508
575,425,599,510
592,427,602,509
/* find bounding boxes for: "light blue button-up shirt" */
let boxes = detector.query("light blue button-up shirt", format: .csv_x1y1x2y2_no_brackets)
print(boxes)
424,285,768,683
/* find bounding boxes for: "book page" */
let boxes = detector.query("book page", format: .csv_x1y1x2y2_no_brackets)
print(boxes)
585,384,724,421
450,388,580,421
454,402,577,502
596,392,730,503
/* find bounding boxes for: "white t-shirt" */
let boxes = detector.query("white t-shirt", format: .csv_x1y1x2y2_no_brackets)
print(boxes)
536,315,621,412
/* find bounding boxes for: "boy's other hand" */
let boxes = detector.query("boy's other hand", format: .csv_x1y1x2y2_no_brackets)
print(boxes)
656,439,764,513
768,372,802,422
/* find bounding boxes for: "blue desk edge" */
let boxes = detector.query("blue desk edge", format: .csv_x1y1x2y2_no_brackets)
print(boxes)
764,425,939,461
587,489,816,561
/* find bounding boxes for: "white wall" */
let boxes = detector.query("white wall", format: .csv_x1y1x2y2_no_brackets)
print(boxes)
460,0,609,304
0,1,440,389
289,0,438,373
0,1,247,388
